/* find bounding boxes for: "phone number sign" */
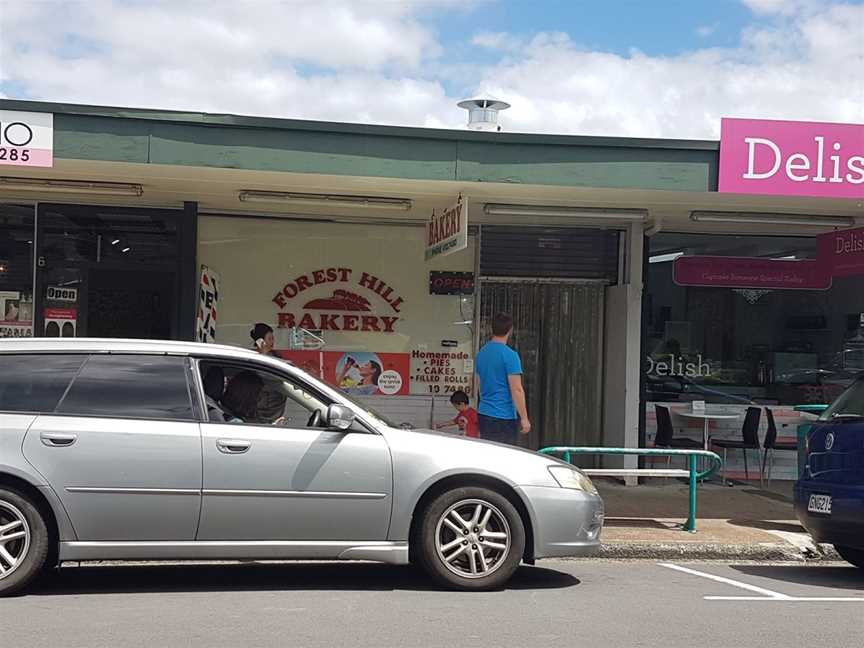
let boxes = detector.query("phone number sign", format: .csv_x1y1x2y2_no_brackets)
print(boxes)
0,110,53,168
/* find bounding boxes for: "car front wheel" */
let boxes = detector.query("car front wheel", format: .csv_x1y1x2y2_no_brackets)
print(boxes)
419,486,525,590
0,488,50,596
835,545,864,569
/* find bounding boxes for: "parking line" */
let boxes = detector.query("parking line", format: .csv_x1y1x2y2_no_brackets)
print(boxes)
659,563,792,599
659,563,864,602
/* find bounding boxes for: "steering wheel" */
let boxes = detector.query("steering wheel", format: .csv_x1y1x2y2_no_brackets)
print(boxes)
307,409,324,428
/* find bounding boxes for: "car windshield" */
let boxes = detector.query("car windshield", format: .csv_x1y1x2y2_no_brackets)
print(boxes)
819,377,864,421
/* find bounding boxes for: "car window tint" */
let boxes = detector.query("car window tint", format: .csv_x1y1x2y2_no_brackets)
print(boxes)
0,354,86,413
58,354,194,420
198,360,327,426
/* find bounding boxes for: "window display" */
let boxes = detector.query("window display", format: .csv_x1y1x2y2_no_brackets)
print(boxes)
645,232,864,406
197,216,476,408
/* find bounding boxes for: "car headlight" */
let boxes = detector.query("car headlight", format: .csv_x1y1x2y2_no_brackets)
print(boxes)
548,466,598,494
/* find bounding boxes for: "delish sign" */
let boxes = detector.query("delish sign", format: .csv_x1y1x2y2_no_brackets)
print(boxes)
719,117,864,199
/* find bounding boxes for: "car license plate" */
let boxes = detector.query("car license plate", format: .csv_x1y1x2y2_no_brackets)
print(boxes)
808,494,832,515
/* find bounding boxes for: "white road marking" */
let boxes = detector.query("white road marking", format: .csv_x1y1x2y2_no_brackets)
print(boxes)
659,563,864,602
705,597,864,602
659,563,792,600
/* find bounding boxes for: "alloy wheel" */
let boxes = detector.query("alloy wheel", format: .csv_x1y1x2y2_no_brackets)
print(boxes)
435,498,511,579
0,500,31,580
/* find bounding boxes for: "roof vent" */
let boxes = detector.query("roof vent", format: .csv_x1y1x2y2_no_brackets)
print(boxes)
457,96,511,132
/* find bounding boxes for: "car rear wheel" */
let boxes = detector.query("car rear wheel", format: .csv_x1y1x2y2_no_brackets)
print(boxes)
0,488,50,597
835,545,864,569
418,486,525,590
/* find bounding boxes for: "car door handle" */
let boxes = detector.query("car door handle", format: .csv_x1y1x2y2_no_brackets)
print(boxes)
216,439,252,454
40,432,78,447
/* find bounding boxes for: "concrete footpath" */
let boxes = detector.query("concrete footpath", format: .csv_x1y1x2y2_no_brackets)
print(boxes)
595,478,837,561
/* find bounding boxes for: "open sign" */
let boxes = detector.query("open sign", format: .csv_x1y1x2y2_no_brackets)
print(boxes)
429,271,475,295
46,286,78,302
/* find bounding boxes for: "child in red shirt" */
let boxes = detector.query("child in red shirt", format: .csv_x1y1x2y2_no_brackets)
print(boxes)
435,390,479,438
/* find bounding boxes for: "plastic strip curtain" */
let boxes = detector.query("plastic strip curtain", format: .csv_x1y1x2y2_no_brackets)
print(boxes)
480,282,604,452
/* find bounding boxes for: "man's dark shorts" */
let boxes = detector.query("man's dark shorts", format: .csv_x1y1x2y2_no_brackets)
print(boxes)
478,414,520,445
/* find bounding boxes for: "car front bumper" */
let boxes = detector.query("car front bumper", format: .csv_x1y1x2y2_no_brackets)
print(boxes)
794,480,864,549
519,485,604,559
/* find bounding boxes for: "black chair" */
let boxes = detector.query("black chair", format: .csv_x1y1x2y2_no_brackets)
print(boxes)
761,407,798,485
654,405,701,471
711,407,761,484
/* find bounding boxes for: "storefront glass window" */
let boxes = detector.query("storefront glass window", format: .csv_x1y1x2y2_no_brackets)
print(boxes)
645,232,864,407
36,204,183,339
197,215,476,428
0,204,35,338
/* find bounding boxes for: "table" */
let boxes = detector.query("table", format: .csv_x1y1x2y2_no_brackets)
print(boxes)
675,411,741,450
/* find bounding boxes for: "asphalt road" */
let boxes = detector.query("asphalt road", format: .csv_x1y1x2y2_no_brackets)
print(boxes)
3,560,863,647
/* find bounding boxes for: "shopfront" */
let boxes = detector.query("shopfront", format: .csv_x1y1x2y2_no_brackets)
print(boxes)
0,201,196,341
642,117,864,479
2,101,861,460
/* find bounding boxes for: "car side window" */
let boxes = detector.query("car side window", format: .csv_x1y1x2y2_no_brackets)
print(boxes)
198,359,329,428
56,354,195,420
0,354,87,413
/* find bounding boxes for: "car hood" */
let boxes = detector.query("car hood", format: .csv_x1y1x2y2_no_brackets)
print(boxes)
378,425,578,489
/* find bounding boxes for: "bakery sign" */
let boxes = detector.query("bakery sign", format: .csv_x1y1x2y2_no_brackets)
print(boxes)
425,195,468,261
272,267,404,333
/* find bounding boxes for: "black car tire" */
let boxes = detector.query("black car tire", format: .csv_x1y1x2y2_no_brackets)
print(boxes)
835,545,864,569
0,488,50,597
418,486,525,591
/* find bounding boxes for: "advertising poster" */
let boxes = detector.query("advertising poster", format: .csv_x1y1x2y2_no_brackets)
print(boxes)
43,307,77,337
43,285,78,337
196,265,220,343
0,290,34,338
410,349,474,396
281,350,410,397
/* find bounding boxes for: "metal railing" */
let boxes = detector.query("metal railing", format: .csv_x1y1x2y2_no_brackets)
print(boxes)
539,447,723,533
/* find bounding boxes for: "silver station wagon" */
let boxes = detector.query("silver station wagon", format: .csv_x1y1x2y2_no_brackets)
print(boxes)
0,339,603,594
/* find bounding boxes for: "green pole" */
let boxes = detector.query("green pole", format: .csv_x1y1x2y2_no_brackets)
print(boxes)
564,450,572,464
685,453,697,533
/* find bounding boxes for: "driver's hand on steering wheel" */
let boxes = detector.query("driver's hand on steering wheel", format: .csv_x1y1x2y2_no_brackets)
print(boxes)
272,416,287,426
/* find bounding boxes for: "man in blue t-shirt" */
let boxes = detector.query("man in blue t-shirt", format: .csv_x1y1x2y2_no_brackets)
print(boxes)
475,312,531,445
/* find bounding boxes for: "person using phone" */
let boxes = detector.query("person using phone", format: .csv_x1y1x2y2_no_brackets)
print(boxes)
249,323,286,419
250,323,279,358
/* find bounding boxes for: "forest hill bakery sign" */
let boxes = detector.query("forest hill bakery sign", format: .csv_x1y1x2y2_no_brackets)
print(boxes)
272,267,403,333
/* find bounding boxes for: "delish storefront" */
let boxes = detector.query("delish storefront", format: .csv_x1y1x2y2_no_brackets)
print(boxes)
1,100,862,462
643,118,864,480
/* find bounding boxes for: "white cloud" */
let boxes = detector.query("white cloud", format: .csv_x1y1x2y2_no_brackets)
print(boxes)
0,0,862,138
695,24,717,37
472,2,864,138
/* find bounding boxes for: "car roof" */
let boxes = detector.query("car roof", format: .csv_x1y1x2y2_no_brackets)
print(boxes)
0,337,263,362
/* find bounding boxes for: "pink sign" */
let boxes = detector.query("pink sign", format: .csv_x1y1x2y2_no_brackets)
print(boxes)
817,227,864,278
719,117,864,199
673,256,831,290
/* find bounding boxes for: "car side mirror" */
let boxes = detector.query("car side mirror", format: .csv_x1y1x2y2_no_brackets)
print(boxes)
327,404,355,430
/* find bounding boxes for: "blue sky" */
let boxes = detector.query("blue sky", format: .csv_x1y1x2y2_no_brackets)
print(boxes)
1,0,862,138
432,0,754,58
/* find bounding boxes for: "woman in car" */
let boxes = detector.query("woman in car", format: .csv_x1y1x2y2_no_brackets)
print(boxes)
221,370,264,423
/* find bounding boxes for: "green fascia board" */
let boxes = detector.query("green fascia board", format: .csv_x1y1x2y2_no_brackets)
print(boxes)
2,99,720,190
457,141,717,191
54,114,151,163
148,122,457,180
